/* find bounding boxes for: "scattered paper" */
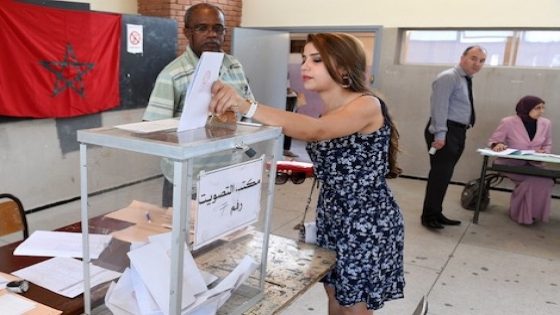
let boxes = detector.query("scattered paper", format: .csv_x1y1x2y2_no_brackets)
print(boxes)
0,290,61,315
0,293,36,314
12,257,121,298
14,230,112,259
106,231,256,315
208,255,258,295
105,269,141,315
127,242,199,314
129,268,163,315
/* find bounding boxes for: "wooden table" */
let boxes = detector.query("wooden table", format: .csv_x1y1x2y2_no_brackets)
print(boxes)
195,233,335,315
0,218,335,315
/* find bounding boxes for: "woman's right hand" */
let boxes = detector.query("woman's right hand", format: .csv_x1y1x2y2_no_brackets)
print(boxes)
209,81,246,115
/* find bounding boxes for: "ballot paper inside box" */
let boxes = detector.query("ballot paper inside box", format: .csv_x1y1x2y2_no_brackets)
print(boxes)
105,232,258,315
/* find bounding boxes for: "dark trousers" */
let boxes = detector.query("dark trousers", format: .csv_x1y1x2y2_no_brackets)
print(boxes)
284,96,297,150
421,121,467,219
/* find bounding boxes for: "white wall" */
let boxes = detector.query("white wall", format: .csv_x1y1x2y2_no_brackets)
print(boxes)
241,0,560,28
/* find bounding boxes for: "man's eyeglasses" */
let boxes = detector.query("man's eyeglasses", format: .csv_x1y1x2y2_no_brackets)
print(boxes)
189,24,226,35
275,171,307,185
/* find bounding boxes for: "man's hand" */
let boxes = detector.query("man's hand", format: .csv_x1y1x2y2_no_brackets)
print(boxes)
432,139,446,150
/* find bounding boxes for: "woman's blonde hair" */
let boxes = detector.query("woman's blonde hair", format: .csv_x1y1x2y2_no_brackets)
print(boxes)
306,33,401,177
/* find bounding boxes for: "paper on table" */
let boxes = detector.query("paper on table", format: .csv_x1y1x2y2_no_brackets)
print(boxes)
477,148,517,156
115,118,179,134
477,148,536,156
12,257,121,298
0,293,36,315
14,230,112,259
178,52,224,132
0,272,19,290
0,290,62,315
532,152,560,159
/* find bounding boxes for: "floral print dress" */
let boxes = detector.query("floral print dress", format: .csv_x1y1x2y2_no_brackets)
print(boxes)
306,123,405,310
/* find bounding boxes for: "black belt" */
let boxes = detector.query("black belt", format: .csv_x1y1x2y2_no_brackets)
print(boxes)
447,120,470,129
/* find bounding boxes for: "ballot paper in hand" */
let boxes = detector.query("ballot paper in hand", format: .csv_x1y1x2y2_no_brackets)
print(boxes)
178,52,224,132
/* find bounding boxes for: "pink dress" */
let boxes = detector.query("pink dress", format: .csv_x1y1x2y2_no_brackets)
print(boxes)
488,115,554,224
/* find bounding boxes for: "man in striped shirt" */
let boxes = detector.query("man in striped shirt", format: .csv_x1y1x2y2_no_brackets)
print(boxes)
143,3,254,207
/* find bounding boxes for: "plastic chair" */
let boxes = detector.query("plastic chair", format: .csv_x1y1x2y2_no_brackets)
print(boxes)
0,193,29,240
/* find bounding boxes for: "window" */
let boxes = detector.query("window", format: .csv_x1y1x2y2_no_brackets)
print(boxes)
400,29,560,68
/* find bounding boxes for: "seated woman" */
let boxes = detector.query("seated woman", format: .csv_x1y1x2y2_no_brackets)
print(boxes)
488,95,554,224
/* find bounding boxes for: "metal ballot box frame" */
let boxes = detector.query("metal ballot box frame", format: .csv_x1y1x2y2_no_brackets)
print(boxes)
77,124,282,315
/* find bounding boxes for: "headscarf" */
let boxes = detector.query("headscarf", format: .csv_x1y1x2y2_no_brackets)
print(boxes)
515,95,545,122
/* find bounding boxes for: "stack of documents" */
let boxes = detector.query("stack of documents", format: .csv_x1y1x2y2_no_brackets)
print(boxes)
12,257,121,298
14,230,112,259
105,232,258,315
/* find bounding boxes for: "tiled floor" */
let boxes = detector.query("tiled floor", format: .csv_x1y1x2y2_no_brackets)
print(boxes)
4,140,560,315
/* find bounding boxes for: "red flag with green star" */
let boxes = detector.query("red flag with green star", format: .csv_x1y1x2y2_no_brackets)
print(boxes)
0,0,121,118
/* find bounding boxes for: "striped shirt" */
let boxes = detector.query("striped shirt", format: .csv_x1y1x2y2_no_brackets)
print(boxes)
143,46,254,121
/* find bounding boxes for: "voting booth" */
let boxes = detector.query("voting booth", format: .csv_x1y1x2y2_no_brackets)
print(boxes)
77,123,282,315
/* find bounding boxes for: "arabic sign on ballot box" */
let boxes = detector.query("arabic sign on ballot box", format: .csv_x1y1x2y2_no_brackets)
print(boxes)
194,156,264,250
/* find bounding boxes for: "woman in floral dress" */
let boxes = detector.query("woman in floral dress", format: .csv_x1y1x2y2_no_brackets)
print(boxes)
210,33,405,315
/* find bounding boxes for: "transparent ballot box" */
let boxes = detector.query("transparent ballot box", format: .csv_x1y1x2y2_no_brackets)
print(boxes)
77,123,282,315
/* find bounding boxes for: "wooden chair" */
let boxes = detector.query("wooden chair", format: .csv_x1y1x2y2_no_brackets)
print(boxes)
0,193,29,239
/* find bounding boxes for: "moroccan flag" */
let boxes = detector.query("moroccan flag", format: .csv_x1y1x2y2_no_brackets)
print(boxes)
0,0,121,118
